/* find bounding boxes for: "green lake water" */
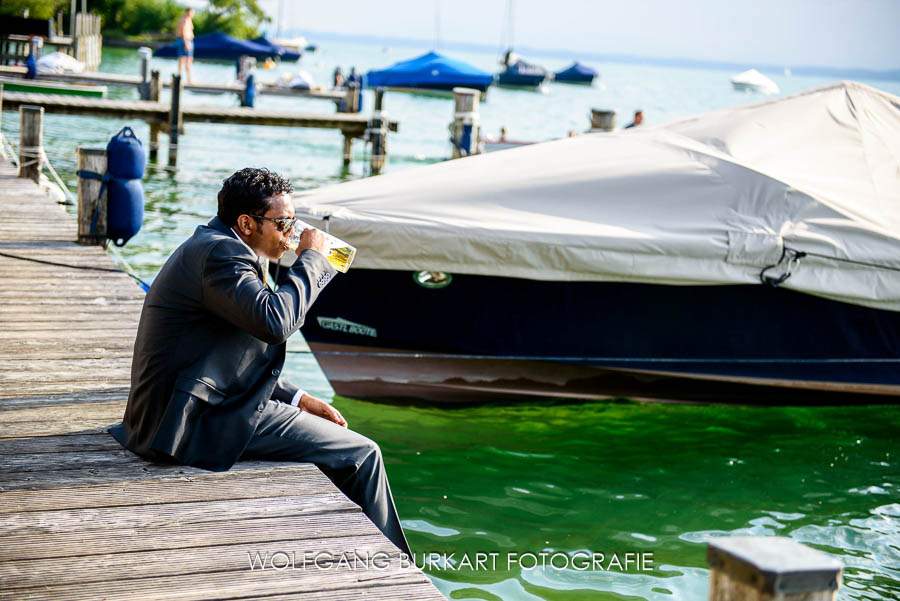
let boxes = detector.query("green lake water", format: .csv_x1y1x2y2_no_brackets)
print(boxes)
2,44,898,600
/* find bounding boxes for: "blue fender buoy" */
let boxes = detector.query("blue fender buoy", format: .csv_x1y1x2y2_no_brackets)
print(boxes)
25,54,37,79
243,73,256,107
106,179,145,247
105,127,146,246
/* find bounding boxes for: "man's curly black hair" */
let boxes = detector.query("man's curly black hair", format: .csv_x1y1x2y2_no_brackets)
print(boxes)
217,167,294,227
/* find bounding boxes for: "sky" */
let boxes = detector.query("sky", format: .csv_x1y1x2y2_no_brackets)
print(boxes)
254,0,900,71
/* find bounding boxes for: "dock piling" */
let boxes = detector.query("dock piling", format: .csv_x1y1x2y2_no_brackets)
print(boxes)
168,74,183,165
450,87,481,158
76,146,107,246
342,133,353,167
149,122,161,161
590,108,616,132
368,87,387,174
138,47,151,100
149,69,160,102
343,82,361,113
708,536,842,601
17,105,44,182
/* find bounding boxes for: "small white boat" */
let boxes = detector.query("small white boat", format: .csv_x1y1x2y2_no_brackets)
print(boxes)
731,69,779,94
481,138,535,153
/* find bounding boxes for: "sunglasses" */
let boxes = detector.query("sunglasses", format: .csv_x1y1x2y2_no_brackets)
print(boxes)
252,215,297,232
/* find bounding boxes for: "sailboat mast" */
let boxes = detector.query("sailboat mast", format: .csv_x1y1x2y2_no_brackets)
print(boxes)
434,0,442,50
508,0,514,50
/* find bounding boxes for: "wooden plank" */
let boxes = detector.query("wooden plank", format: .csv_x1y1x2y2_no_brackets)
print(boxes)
0,467,325,511
0,535,400,590
0,448,161,473
0,556,431,601
0,390,129,409
0,401,125,423
0,359,132,372
0,512,371,561
0,492,356,537
0,459,319,490
239,582,447,601
0,432,120,455
0,350,133,362
0,422,113,440
0,389,127,403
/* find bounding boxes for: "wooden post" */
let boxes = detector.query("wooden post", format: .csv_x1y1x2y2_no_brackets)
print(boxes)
342,133,353,167
708,537,842,601
138,47,152,100
590,109,616,132
148,122,160,161
450,87,480,158
149,69,161,102
368,87,387,175
29,37,43,60
168,73,182,165
77,147,107,245
342,82,360,113
18,105,44,182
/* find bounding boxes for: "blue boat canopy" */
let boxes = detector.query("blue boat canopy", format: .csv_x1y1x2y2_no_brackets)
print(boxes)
365,51,493,92
555,62,597,78
155,32,278,61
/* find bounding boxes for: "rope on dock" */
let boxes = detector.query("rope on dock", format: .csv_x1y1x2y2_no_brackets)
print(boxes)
40,147,76,204
0,132,17,165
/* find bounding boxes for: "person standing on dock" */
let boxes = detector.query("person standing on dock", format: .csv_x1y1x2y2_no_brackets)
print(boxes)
176,7,195,84
332,66,345,88
109,168,412,557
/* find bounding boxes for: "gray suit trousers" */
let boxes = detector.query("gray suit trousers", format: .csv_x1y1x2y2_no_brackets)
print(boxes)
240,400,411,557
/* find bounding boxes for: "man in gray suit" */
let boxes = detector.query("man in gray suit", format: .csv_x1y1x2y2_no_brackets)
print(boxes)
109,168,411,556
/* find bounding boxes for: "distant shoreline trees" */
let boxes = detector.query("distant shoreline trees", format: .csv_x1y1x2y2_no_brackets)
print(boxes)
0,0,270,40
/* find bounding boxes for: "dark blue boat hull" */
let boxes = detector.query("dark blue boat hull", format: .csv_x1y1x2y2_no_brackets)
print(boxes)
496,71,547,87
299,268,900,404
554,73,596,84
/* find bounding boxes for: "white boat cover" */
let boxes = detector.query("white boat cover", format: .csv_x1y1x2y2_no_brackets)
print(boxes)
294,82,900,312
36,51,86,74
731,68,779,94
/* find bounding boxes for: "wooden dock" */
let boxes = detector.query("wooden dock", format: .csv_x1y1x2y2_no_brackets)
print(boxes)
0,91,397,136
0,159,443,600
0,65,347,103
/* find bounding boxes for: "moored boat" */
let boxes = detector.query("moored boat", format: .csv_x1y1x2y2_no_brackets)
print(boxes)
0,75,106,97
154,32,284,62
554,62,598,85
496,50,549,89
291,82,900,404
365,51,493,95
731,68,779,94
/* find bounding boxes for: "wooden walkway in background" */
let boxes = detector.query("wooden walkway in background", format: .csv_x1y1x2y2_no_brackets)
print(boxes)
0,159,442,600
1,92,398,137
0,66,347,103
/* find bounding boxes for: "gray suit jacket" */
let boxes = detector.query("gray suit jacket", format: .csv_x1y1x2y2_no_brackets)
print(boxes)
109,216,336,471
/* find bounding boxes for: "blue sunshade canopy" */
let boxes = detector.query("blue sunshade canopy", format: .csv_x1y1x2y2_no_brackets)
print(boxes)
366,51,493,92
155,32,278,61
